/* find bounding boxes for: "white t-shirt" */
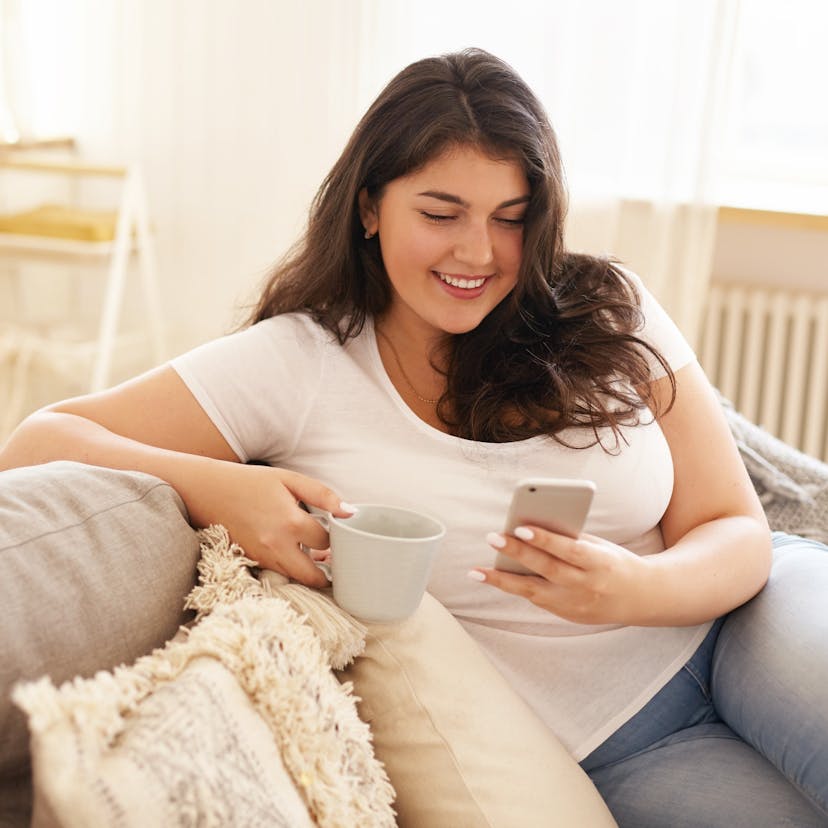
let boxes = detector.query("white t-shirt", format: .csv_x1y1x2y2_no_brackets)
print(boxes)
171,278,709,760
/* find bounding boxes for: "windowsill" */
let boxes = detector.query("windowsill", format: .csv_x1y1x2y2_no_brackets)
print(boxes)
717,205,828,232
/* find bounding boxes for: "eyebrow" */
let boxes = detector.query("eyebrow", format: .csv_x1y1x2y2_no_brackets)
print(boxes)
416,190,531,210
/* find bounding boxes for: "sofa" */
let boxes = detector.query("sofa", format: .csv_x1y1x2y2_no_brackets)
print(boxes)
1,401,826,828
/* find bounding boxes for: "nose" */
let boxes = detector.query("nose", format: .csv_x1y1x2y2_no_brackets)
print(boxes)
454,221,494,269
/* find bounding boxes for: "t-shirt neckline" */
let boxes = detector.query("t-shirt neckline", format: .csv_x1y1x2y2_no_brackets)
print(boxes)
365,316,549,451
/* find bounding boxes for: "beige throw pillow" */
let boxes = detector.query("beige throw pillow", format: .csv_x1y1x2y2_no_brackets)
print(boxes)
339,593,617,827
21,654,316,828
13,529,396,828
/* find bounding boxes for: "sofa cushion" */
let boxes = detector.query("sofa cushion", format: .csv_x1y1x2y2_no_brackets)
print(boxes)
0,461,201,780
339,592,618,827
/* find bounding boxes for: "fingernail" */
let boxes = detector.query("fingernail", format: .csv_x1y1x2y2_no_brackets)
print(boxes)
514,526,534,541
486,531,507,549
340,501,358,514
467,570,486,582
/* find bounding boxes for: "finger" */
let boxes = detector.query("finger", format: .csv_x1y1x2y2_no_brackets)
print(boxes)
487,531,583,581
510,525,590,571
268,540,330,588
295,508,332,551
281,471,356,518
487,531,546,575
309,548,331,562
468,566,546,599
469,567,600,624
249,511,330,587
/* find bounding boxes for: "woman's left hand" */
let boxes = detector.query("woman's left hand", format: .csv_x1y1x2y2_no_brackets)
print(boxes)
472,527,652,625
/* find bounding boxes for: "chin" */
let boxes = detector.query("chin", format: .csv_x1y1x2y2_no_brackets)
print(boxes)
437,315,489,336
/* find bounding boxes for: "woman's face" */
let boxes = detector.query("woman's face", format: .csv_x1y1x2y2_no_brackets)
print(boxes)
361,144,529,342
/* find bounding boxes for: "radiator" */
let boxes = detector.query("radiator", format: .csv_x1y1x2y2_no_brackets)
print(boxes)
699,282,828,463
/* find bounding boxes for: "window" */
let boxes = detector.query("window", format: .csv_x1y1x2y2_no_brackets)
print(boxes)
716,0,828,213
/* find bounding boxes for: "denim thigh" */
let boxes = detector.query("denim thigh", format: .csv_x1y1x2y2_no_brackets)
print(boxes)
712,532,828,816
582,532,828,825
587,721,827,828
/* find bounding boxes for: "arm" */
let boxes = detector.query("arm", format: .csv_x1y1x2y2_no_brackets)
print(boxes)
636,360,771,622
0,365,352,587
473,361,772,625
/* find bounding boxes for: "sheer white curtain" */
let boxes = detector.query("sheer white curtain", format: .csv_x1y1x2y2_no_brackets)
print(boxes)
1,0,738,348
0,0,24,142
354,0,739,346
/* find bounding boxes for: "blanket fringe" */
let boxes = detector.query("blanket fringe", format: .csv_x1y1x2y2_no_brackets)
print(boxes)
187,525,366,669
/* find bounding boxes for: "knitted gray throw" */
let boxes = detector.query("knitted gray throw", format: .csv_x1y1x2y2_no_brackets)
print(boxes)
720,395,828,545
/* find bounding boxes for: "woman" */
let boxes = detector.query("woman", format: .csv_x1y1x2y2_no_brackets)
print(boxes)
2,49,826,825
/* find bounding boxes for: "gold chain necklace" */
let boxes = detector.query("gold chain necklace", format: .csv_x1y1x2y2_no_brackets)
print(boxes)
376,327,440,405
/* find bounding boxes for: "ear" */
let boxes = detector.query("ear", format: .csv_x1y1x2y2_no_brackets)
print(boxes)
358,188,379,236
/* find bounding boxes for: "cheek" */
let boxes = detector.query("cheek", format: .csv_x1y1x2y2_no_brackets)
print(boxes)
384,225,444,277
500,233,524,274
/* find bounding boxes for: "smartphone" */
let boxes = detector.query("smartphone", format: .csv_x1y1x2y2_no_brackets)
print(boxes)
493,478,596,575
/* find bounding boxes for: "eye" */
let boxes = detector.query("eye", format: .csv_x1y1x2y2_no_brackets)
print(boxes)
495,216,525,228
419,211,456,224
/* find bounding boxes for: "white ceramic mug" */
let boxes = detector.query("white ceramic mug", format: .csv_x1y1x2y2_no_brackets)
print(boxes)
319,504,445,623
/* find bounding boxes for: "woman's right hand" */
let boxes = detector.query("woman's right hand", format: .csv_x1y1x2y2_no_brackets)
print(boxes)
186,460,354,588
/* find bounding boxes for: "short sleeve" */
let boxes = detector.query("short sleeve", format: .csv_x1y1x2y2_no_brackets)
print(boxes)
170,314,327,464
623,269,697,378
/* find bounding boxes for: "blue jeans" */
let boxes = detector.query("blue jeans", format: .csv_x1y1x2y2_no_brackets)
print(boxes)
581,532,828,827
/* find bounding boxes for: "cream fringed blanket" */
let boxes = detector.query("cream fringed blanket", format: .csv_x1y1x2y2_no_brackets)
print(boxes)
185,524,368,670
13,525,396,828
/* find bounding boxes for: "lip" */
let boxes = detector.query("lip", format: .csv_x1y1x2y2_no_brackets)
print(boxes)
432,270,492,299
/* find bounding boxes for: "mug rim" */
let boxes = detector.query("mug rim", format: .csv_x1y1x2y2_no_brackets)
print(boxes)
329,502,446,542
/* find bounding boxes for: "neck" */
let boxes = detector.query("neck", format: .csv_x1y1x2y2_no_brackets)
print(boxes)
374,317,448,406
376,310,450,358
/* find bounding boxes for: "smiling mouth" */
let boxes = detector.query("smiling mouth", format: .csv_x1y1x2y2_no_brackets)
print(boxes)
435,271,490,289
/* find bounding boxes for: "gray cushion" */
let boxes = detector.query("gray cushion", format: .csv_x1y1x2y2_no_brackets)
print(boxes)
0,461,200,782
720,396,828,544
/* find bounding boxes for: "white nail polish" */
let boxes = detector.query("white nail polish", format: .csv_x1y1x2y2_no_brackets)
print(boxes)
514,526,534,541
467,570,486,582
486,531,507,548
340,501,358,514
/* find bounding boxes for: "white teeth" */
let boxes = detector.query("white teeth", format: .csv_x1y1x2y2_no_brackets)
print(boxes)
437,272,486,289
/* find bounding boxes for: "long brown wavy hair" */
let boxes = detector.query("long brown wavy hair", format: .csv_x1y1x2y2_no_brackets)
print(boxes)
248,48,674,446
